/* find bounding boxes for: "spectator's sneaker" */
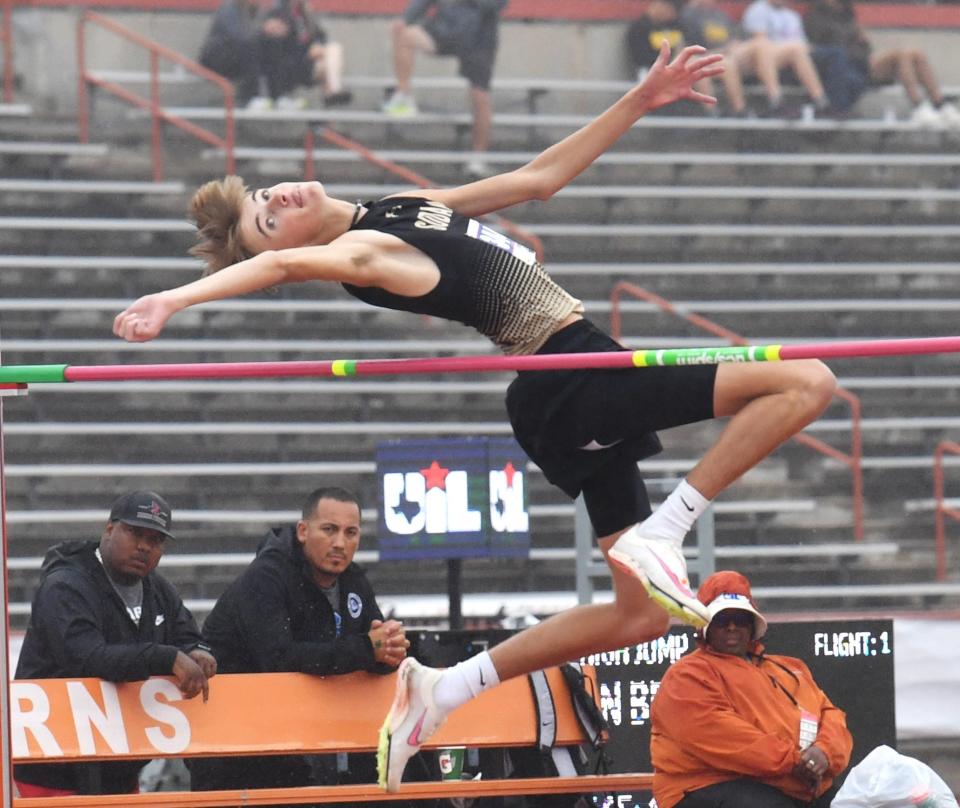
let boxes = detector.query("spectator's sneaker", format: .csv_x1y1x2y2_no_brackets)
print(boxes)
607,530,709,628
324,90,353,107
382,92,419,118
911,101,944,130
276,95,307,111
936,101,960,129
245,96,273,112
377,657,447,792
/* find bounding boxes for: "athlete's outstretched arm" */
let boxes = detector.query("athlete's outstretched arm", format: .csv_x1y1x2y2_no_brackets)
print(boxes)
113,240,374,342
425,42,724,218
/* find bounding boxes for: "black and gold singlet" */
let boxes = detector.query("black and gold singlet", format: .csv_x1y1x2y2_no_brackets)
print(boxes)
343,196,582,355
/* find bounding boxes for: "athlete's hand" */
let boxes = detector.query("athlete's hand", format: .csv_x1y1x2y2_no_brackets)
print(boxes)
113,292,178,342
637,41,725,111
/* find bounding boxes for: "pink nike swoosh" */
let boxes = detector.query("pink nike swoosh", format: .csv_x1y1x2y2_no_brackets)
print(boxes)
646,546,693,597
406,709,428,747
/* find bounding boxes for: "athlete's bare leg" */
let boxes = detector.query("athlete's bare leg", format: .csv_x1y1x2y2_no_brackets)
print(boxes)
688,359,836,498
605,358,835,625
488,536,670,680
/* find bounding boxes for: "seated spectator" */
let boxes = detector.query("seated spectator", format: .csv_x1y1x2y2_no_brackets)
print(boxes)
382,0,507,178
13,491,215,798
740,0,834,116
259,0,352,110
198,0,265,107
681,0,791,116
650,570,853,808
626,0,685,81
805,0,960,128
188,486,411,792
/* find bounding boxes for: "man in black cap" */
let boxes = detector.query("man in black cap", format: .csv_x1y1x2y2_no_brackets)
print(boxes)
13,490,216,798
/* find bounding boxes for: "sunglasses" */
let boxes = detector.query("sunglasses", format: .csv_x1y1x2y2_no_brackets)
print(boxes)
712,610,755,629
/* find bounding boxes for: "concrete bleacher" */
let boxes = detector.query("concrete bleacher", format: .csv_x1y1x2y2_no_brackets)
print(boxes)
0,140,108,158
4,23,960,629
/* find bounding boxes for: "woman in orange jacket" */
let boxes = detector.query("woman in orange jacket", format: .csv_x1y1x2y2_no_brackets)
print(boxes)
650,571,853,808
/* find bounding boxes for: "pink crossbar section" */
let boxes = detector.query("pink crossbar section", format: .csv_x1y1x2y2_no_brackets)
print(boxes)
779,336,960,361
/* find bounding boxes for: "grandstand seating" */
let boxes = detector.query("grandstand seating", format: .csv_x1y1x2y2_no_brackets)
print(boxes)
3,59,960,628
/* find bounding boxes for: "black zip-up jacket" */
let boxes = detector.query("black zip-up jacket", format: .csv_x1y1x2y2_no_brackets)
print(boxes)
201,525,391,675
14,539,206,794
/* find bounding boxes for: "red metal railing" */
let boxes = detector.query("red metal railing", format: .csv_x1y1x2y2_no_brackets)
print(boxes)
1,0,12,104
76,10,235,181
304,126,545,263
609,280,864,540
932,440,960,581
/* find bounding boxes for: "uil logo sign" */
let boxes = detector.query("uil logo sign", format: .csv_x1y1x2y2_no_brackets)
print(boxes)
377,438,530,561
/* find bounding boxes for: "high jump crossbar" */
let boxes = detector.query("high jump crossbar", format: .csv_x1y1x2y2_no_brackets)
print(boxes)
1,336,959,384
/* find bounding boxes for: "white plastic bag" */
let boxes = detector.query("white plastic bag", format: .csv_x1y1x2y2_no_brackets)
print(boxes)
832,745,958,808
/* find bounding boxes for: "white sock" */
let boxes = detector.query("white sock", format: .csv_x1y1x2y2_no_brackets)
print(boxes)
432,651,501,713
636,478,710,548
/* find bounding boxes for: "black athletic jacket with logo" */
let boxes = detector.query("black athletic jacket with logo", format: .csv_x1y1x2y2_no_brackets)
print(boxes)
201,526,391,675
14,539,206,793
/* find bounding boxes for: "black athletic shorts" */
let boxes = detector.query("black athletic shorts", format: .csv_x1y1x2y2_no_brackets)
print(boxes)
505,318,717,537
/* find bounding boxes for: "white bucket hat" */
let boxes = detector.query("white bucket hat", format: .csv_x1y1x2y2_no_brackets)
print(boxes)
704,591,768,641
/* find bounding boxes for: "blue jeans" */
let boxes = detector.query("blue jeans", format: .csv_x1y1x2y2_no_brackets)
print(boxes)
812,46,869,112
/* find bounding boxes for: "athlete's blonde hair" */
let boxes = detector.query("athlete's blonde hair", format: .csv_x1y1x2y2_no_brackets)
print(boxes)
188,175,253,275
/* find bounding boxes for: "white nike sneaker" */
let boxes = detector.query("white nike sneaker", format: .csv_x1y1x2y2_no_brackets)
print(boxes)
378,657,447,792
607,529,709,628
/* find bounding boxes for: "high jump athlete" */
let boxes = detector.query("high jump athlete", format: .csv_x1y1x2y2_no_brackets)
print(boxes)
113,42,836,792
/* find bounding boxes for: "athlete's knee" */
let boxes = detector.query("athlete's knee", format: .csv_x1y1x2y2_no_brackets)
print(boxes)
803,359,837,403
790,359,836,416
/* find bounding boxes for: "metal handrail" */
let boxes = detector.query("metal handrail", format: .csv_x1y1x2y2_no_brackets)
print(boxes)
76,10,235,181
1,0,12,104
609,279,865,540
305,125,545,263
933,440,960,581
